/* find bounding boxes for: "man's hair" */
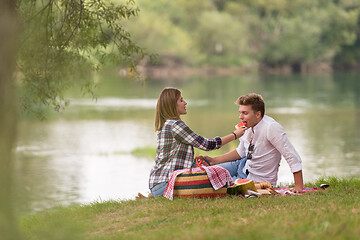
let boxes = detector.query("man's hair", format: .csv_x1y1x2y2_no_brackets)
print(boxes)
235,93,265,117
155,87,181,131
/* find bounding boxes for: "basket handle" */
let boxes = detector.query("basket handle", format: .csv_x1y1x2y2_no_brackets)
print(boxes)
189,157,211,174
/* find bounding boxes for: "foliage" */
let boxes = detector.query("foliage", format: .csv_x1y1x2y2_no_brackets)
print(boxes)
120,0,360,68
19,177,360,239
15,0,360,115
124,10,202,65
16,0,153,117
223,0,359,67
194,11,250,66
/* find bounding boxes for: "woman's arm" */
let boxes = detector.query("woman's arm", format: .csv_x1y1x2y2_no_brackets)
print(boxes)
172,120,247,151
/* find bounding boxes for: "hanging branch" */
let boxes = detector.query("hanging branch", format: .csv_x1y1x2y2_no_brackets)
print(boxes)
17,0,154,117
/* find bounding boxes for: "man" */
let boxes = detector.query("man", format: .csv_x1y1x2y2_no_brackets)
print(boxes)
204,93,303,193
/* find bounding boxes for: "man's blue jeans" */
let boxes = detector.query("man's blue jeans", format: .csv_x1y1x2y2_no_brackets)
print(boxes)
218,157,248,181
150,182,167,197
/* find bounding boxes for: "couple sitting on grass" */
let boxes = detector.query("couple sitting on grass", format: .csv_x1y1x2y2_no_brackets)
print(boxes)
148,87,303,198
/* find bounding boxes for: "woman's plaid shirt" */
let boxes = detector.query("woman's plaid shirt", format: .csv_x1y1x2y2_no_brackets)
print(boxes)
149,119,222,189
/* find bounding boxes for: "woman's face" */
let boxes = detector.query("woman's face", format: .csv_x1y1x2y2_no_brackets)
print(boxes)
176,94,187,115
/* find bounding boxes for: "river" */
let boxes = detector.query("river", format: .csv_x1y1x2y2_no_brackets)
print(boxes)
14,70,360,215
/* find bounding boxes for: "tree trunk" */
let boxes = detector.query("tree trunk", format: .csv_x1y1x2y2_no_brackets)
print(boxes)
0,0,19,239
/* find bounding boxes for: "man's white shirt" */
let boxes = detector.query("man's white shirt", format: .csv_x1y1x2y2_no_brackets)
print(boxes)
236,115,302,186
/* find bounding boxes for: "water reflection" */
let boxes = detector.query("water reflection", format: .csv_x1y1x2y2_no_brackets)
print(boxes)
14,72,360,215
70,98,158,110
15,119,156,214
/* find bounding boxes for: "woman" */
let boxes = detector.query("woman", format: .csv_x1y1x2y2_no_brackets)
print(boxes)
149,87,247,197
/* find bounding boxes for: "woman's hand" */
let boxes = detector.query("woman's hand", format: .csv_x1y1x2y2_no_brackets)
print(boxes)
234,126,248,139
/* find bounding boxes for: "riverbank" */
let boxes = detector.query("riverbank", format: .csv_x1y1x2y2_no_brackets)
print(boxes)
19,177,360,240
134,59,360,80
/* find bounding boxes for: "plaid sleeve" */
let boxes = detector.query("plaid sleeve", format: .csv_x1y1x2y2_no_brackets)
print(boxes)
171,120,222,151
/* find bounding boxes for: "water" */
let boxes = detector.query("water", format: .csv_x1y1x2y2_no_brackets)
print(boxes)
14,71,360,215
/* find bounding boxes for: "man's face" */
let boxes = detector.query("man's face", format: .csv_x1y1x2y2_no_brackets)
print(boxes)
238,105,262,128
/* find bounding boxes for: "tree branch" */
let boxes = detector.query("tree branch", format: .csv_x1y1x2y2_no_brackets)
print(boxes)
60,0,84,50
23,0,53,23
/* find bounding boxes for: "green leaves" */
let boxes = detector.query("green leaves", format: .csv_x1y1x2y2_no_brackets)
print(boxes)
17,0,152,117
124,0,360,68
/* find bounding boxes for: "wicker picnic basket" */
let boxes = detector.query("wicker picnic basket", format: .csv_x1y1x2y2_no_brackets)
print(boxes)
173,159,228,198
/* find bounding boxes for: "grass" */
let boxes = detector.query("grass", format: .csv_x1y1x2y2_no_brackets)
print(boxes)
130,146,157,159
19,177,360,240
130,141,240,160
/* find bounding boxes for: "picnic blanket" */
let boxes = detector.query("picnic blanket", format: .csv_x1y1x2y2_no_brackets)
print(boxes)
273,187,322,196
229,186,325,198
163,165,233,200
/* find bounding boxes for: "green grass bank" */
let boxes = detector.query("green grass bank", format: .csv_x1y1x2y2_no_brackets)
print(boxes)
19,177,360,240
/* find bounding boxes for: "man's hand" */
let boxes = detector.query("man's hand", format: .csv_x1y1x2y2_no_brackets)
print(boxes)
203,155,217,166
195,155,209,166
291,185,303,194
291,170,304,194
195,155,204,161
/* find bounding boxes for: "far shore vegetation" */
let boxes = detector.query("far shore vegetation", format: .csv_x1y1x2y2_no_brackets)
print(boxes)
123,0,360,77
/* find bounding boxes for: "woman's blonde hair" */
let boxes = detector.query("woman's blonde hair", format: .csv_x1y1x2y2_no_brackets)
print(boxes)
155,87,181,131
